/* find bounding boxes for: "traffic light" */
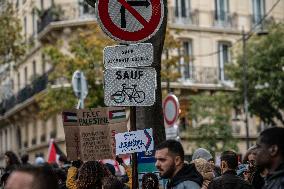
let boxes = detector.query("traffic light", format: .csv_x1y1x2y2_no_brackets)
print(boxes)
85,0,96,8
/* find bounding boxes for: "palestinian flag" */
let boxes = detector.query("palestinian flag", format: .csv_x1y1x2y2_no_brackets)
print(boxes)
62,111,77,123
109,109,126,120
108,108,126,123
47,139,65,163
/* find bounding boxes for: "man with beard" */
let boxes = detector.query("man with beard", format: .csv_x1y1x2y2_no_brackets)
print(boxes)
255,127,284,189
155,140,203,189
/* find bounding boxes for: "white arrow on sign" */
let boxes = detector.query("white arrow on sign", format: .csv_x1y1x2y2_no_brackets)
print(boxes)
104,43,153,68
104,67,156,106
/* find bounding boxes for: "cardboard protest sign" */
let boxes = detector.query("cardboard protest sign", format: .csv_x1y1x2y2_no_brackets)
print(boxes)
62,110,78,126
77,107,127,126
63,125,81,159
115,128,154,155
62,107,128,161
80,125,113,160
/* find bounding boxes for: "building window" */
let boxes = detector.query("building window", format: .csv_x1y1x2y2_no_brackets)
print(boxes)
252,0,265,24
41,121,47,142
218,42,231,81
5,129,7,151
32,120,37,145
11,79,14,90
16,0,19,8
79,0,95,16
17,128,22,150
17,72,21,90
23,17,27,41
33,60,36,78
181,40,193,79
25,124,29,148
32,9,37,36
175,0,191,23
42,54,46,74
40,0,44,10
24,66,28,85
214,0,229,25
50,116,57,138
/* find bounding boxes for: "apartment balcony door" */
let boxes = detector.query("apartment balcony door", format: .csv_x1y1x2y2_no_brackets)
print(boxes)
252,0,265,24
79,0,95,18
175,0,191,24
215,0,229,26
218,42,230,81
181,41,193,80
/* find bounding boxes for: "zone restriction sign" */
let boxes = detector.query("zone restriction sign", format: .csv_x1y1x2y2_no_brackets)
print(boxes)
96,0,164,43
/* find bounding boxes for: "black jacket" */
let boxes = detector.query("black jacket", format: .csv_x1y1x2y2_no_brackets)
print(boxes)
251,169,265,189
166,163,203,189
208,170,252,189
262,164,284,189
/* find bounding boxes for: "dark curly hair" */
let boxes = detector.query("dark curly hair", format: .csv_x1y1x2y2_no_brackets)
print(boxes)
4,151,21,168
142,173,159,189
77,161,111,189
102,176,125,189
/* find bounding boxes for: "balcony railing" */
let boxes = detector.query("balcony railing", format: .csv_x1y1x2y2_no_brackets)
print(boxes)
37,6,63,34
168,7,199,26
177,65,221,84
0,74,48,115
250,14,273,31
37,3,96,34
212,11,238,29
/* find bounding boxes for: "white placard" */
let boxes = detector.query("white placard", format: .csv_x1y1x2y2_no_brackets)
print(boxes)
115,128,154,154
104,43,153,68
104,68,157,106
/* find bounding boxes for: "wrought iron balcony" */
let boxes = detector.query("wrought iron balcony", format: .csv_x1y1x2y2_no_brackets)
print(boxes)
37,3,96,35
168,7,199,26
37,5,64,34
178,65,219,84
212,11,238,29
0,74,48,115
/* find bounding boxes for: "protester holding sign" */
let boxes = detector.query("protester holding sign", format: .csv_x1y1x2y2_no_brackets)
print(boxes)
66,161,111,189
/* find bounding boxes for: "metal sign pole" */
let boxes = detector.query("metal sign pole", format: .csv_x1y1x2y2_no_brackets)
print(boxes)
130,106,138,189
80,72,84,109
72,70,88,109
77,72,82,109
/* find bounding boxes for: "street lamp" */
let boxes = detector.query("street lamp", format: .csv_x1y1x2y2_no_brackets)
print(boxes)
242,27,268,150
242,28,250,150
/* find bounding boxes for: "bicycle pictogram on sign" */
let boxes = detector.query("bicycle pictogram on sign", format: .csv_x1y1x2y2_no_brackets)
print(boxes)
111,84,145,103
96,0,164,43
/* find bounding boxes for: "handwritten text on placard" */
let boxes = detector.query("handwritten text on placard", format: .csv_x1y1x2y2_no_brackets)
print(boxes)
115,128,154,155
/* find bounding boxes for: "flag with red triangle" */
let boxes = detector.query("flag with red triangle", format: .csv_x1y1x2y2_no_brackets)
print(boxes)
47,139,65,163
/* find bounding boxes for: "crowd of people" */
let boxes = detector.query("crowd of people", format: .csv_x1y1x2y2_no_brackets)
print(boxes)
0,127,283,189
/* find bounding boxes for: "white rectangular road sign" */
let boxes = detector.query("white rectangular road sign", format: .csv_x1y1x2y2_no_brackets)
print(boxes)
104,68,156,106
104,43,153,68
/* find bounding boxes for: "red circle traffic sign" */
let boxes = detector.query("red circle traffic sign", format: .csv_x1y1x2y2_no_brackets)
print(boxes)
96,0,164,43
163,94,180,127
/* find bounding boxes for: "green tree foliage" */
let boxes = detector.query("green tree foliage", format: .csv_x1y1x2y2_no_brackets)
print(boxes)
161,28,181,83
229,23,284,125
187,92,238,154
0,1,25,64
37,24,114,118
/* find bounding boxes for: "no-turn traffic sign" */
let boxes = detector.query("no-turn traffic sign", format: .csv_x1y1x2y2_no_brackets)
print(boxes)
96,0,164,43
